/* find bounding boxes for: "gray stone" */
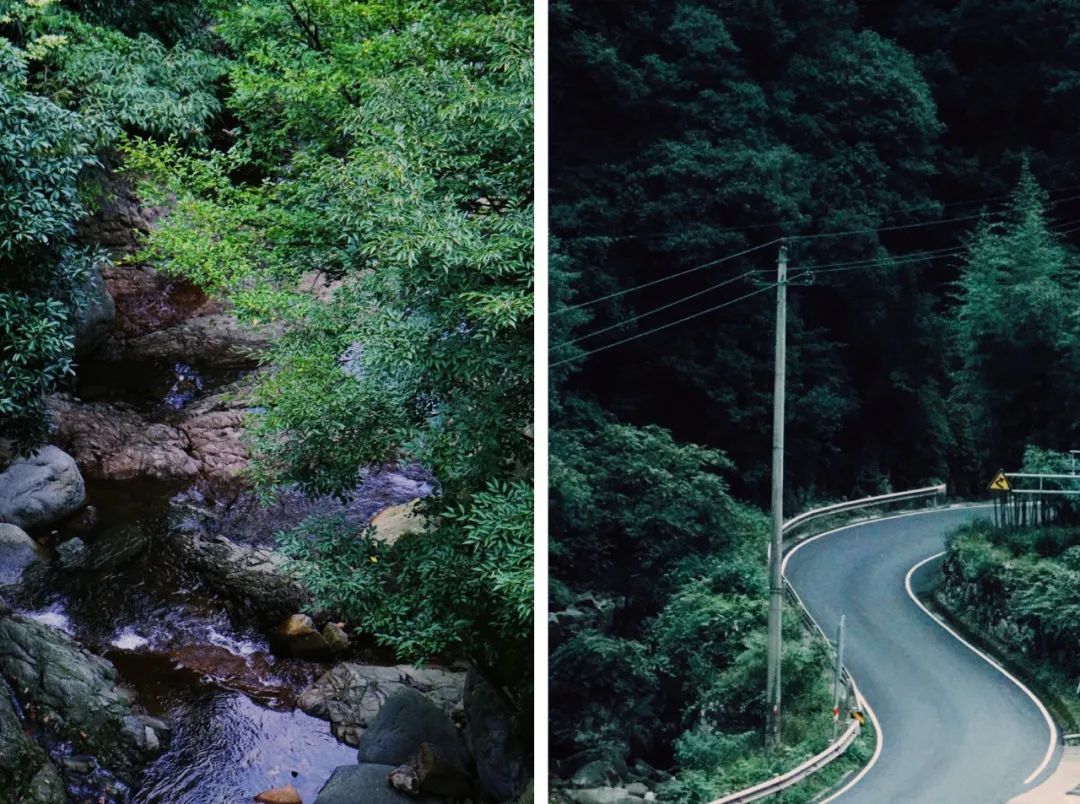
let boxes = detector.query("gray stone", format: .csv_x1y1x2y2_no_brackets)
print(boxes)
644,793,656,802
315,764,443,804
572,760,621,789
568,788,639,804
57,537,90,570
0,678,64,802
0,524,42,586
87,522,149,570
73,261,115,356
626,782,649,796
465,669,527,800
357,688,471,779
165,527,307,624
114,313,277,366
0,447,86,529
298,662,465,747
0,615,167,780
24,760,66,804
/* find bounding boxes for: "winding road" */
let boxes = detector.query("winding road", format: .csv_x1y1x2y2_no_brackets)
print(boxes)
784,506,1061,804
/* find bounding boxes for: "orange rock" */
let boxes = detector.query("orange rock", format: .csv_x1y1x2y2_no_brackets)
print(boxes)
254,783,302,804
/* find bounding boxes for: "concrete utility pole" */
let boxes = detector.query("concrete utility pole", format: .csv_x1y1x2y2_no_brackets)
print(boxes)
765,242,787,748
832,614,846,741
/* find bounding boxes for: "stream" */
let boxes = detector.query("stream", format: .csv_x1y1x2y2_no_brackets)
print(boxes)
11,355,433,803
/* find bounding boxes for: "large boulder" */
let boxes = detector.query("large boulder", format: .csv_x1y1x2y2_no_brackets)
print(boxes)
315,764,443,804
47,390,249,482
0,615,167,780
464,670,527,801
165,525,307,623
109,313,277,366
73,261,116,356
0,678,65,803
0,447,86,529
298,663,465,747
357,688,472,796
0,524,43,586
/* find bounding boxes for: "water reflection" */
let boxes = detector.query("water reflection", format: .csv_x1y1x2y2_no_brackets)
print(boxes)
134,690,356,804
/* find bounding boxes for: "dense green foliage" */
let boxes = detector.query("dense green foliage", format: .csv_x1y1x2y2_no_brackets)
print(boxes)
944,518,1080,676
0,0,222,450
3,0,532,710
551,0,1080,797
550,413,847,798
123,0,534,692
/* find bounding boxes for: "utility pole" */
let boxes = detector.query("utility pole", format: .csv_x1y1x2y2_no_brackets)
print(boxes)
765,241,787,748
832,615,846,741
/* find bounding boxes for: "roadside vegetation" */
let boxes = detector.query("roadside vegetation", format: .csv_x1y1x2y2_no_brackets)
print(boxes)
937,448,1080,732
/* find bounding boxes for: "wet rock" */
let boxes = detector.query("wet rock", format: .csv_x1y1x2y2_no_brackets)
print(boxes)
110,313,277,367
0,678,65,803
254,783,303,803
66,504,99,535
626,782,649,797
86,522,150,570
59,756,97,774
275,614,330,659
298,663,465,747
0,615,168,780
314,764,443,804
0,446,87,529
370,499,431,545
74,260,116,356
357,688,472,793
47,390,248,482
322,622,350,652
571,760,621,789
388,763,419,794
24,761,66,804
57,537,91,570
102,264,217,338
414,740,473,797
165,528,307,624
465,669,526,801
0,524,43,586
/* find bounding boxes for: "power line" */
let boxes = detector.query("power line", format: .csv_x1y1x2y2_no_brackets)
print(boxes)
558,197,1080,316
553,238,779,315
551,269,758,350
553,215,1080,366
550,283,779,368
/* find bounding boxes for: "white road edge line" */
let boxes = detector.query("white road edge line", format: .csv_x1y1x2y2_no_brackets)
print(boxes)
905,551,1058,787
782,505,991,803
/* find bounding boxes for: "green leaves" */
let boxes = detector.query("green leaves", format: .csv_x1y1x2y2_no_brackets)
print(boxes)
123,0,534,687
952,167,1080,471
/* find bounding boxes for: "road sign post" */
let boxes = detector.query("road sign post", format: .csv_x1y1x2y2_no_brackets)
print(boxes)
832,614,846,742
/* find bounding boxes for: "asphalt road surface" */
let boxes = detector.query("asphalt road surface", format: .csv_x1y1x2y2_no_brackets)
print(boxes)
784,506,1060,804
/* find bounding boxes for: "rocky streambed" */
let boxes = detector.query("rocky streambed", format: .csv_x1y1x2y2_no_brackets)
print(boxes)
0,181,525,804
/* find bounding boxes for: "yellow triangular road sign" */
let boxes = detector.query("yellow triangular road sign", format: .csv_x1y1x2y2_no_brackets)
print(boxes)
988,470,1010,492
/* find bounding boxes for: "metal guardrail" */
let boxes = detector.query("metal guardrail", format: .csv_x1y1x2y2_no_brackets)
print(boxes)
783,483,947,538
710,717,861,804
708,484,948,804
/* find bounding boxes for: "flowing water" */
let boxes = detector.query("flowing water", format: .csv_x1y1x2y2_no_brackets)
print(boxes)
12,355,434,803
